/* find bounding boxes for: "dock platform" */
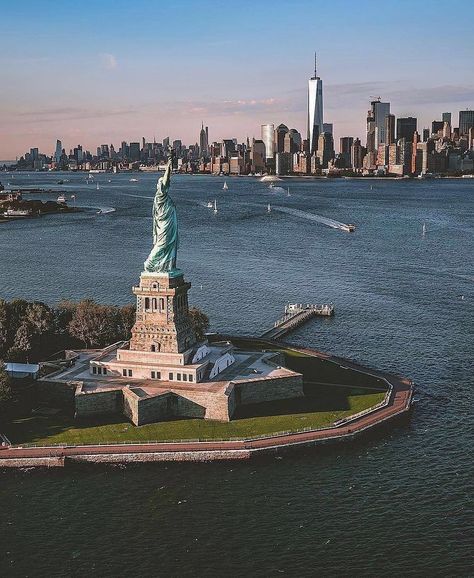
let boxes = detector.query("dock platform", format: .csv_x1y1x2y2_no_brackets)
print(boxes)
261,303,334,339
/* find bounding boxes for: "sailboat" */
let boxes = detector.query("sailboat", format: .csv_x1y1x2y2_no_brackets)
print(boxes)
213,199,218,214
96,183,100,190
267,203,271,213
287,187,290,197
422,222,427,236
223,181,228,191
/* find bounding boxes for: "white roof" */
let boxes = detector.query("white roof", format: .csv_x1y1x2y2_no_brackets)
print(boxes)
5,362,40,373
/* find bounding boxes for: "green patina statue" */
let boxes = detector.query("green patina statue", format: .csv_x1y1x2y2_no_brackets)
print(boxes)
144,152,180,275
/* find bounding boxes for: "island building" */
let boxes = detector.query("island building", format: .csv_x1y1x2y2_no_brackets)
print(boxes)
41,155,303,425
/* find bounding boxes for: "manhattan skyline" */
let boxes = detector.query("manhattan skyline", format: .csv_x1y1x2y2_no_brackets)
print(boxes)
1,0,474,159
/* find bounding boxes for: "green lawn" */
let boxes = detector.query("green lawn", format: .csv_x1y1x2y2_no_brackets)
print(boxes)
5,386,385,446
4,339,388,446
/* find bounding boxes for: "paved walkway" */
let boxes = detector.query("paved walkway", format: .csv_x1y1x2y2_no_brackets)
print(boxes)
0,344,413,465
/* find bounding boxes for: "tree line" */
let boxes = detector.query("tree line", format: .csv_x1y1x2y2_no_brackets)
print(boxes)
0,298,136,363
0,298,210,364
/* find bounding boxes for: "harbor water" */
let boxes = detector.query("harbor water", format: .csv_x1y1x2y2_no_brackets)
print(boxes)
0,173,473,576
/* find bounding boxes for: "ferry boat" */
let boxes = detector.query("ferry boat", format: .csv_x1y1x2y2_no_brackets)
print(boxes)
129,178,139,182
3,208,33,218
57,194,66,203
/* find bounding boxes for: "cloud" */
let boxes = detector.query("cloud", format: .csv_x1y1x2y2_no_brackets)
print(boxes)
161,97,294,118
4,106,136,125
100,53,118,70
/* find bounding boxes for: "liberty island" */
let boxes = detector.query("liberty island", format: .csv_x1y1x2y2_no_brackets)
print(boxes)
0,171,413,464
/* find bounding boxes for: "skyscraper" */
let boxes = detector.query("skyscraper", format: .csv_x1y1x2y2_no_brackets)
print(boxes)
459,110,474,136
339,137,353,167
199,122,208,158
373,100,390,147
54,139,62,164
274,124,289,154
385,114,395,145
261,124,274,160
307,53,323,154
442,112,451,125
397,117,417,142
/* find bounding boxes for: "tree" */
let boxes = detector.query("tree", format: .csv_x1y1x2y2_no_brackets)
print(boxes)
188,307,210,341
119,304,136,340
68,300,117,348
0,362,13,417
0,300,8,357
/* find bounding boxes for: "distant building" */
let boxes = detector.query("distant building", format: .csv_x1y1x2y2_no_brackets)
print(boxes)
351,138,363,170
322,123,333,135
275,152,292,175
432,120,444,135
199,122,209,158
442,112,451,125
251,139,266,173
274,124,289,154
459,110,474,136
397,117,417,142
316,132,334,168
261,124,274,161
284,129,301,154
385,114,396,145
129,142,140,162
307,54,323,153
339,137,353,167
54,139,62,164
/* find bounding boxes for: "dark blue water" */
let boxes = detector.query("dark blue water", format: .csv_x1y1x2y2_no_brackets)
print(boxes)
1,173,473,576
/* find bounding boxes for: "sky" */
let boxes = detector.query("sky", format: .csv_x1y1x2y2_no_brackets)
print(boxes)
1,0,473,159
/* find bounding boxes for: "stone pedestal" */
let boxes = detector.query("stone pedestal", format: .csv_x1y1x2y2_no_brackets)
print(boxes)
130,271,197,354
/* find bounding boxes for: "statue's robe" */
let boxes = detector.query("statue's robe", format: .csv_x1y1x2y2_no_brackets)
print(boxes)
144,169,179,273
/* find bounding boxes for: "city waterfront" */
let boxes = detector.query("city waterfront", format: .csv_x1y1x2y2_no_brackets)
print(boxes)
0,173,472,575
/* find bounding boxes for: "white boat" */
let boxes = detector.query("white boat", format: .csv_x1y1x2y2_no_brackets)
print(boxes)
341,223,356,233
130,178,138,182
222,181,228,190
96,183,100,190
213,199,218,214
57,194,66,203
3,208,32,218
260,175,282,182
267,203,271,213
207,201,213,208
422,222,427,235
287,187,290,197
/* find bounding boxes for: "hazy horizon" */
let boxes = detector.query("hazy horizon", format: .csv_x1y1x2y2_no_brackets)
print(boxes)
1,0,473,158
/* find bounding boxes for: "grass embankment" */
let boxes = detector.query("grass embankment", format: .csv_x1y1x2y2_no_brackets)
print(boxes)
5,387,384,446
4,340,388,446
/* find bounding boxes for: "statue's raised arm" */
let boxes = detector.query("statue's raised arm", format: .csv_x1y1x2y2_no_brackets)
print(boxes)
161,150,173,192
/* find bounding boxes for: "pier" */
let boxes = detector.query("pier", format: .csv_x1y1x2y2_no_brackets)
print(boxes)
261,303,334,339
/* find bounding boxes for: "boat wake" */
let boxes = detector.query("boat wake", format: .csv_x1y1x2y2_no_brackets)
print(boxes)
96,207,116,215
267,186,286,193
272,206,354,232
118,193,154,200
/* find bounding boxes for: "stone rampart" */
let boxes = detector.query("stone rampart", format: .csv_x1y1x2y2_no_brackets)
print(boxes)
75,389,123,418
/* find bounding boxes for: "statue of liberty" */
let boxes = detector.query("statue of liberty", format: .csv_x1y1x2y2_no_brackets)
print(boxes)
144,151,180,275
